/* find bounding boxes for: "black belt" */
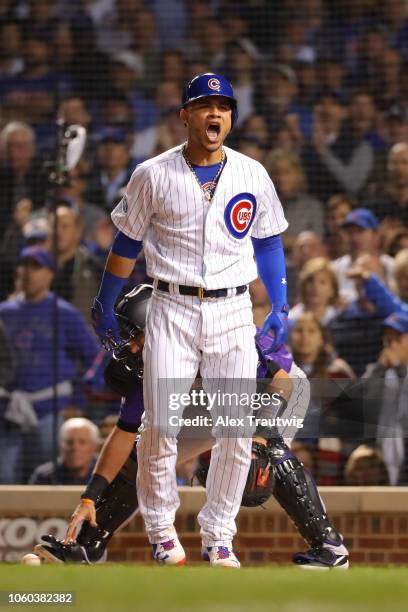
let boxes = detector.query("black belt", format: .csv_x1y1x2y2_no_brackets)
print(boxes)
156,280,247,299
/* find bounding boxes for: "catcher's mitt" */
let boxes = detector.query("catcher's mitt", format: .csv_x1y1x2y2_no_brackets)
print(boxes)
103,351,143,397
194,442,275,508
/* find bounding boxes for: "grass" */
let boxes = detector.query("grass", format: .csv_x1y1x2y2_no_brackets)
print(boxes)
1,565,408,612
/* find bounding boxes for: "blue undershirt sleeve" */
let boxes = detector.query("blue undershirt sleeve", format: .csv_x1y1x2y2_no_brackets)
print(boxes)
251,235,288,308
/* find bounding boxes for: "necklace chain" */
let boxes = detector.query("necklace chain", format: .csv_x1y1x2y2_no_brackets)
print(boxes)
182,144,225,201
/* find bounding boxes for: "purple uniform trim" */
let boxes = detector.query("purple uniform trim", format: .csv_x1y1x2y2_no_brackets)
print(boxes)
255,329,293,377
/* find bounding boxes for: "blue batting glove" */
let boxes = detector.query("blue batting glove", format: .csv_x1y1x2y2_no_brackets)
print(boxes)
91,297,121,350
260,304,290,352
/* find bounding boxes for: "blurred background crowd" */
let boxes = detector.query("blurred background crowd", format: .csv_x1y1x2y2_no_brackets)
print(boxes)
1,0,408,489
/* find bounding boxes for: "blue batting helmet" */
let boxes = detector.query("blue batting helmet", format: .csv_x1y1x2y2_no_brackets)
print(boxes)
181,73,238,127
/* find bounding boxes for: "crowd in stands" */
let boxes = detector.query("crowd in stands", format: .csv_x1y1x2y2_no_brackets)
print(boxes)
1,0,408,487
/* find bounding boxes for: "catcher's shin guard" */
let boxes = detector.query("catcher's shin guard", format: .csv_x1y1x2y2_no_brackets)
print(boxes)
76,446,139,561
269,437,342,548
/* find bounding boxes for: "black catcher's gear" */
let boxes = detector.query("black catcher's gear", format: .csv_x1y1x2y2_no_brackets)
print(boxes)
269,436,343,548
195,442,275,507
241,441,275,507
104,284,153,393
104,351,143,394
115,283,153,338
37,447,139,564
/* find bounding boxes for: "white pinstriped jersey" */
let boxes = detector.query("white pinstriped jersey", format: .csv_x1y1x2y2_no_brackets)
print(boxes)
111,144,288,289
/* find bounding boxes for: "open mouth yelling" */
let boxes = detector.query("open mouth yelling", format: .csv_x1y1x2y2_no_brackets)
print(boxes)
206,123,221,142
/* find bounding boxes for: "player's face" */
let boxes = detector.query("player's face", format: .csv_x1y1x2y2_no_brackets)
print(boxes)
182,96,232,152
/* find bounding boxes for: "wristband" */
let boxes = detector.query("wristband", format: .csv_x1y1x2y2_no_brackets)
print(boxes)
80,498,95,506
81,473,109,503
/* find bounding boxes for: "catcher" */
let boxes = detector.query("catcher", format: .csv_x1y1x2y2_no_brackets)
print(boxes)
35,285,349,570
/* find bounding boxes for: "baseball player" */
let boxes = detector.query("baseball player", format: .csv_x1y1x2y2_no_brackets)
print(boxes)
91,73,290,567
36,286,349,570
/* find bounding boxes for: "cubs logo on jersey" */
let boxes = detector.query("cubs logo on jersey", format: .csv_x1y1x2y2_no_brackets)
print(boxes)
224,193,257,239
208,77,221,91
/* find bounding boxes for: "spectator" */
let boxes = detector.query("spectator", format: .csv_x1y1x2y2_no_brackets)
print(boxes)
344,445,389,485
325,194,354,259
50,203,103,323
239,113,270,151
0,121,48,240
265,149,324,251
315,55,345,99
152,107,187,157
0,246,98,483
383,105,408,148
289,257,341,326
89,128,133,210
70,15,110,101
100,93,134,133
290,312,354,380
385,0,408,56
0,197,33,300
303,91,374,200
0,19,23,78
348,91,381,150
361,312,408,485
364,142,408,227
131,8,161,95
58,95,92,131
152,0,187,51
257,64,299,136
349,249,408,318
328,266,387,377
94,0,140,55
60,161,107,245
237,136,266,163
226,39,258,126
287,231,326,306
0,33,70,131
198,18,227,73
160,49,186,88
386,228,408,257
332,208,394,304
289,312,354,483
131,82,182,162
28,417,99,484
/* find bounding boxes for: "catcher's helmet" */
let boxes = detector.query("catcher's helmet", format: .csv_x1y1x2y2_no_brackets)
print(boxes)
104,284,153,391
115,283,153,340
181,73,238,127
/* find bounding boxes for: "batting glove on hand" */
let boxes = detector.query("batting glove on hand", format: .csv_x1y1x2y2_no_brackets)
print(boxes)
91,297,120,351
260,305,289,352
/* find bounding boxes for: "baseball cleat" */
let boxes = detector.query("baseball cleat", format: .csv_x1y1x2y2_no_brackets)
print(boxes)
204,546,241,568
293,543,349,570
34,535,107,565
152,537,186,566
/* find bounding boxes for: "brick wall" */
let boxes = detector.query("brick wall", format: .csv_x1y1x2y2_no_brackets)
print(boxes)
1,486,408,565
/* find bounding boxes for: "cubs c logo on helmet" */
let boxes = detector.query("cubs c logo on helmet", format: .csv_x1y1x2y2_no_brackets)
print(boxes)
208,77,221,91
224,193,257,239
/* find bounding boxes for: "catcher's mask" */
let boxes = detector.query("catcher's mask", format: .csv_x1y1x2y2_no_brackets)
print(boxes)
110,283,153,378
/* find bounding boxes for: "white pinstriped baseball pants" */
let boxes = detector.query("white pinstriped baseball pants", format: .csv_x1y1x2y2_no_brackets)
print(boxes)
136,287,258,546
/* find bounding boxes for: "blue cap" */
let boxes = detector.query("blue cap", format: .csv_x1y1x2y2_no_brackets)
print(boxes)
384,312,408,334
181,73,238,127
342,208,379,230
19,246,55,270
